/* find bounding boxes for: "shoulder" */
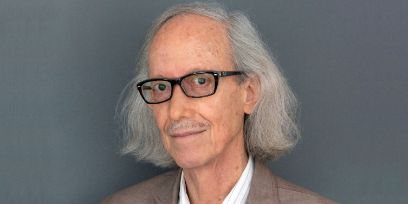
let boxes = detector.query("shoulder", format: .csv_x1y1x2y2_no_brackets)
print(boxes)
249,160,336,204
275,176,337,204
100,170,180,204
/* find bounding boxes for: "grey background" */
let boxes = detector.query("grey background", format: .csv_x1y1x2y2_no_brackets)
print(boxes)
1,0,407,203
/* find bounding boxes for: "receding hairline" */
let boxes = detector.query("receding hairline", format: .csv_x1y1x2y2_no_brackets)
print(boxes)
147,13,235,74
158,13,228,33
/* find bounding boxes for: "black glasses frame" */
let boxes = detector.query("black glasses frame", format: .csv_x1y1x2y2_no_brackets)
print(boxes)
136,71,243,104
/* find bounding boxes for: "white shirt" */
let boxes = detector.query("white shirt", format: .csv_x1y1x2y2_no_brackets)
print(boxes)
179,156,254,204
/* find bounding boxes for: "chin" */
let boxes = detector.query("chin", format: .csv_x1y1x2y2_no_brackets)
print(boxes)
172,153,211,169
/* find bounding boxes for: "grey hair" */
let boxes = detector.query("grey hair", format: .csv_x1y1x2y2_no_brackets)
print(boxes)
118,2,300,167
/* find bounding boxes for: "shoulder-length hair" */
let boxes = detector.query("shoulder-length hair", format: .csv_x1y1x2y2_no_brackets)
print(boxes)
118,2,300,167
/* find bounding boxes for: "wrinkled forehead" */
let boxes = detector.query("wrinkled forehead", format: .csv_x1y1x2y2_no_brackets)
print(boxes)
147,14,234,78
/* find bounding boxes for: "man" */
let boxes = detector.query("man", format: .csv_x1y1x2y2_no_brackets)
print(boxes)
103,2,335,204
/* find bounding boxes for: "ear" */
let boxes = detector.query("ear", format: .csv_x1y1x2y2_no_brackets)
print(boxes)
242,75,260,114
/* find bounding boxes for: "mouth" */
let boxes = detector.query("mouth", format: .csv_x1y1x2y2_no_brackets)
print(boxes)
169,129,206,138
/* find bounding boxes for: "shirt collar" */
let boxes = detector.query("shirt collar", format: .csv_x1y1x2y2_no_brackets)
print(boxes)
178,156,254,204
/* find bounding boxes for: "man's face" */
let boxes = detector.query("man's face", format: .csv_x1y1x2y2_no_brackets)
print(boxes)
147,14,252,169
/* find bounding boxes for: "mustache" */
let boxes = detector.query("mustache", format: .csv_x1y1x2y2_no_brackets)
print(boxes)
166,119,210,135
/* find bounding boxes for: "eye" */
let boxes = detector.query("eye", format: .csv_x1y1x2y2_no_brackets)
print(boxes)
183,73,214,90
154,83,168,91
194,77,207,85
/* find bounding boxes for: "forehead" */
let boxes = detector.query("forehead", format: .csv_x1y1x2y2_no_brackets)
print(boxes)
147,14,234,78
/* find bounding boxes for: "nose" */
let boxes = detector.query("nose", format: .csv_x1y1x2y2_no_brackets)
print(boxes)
167,85,194,121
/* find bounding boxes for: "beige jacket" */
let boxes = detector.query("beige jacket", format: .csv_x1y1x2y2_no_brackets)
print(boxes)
101,160,336,204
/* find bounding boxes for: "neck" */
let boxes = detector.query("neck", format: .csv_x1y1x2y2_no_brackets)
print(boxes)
182,149,248,204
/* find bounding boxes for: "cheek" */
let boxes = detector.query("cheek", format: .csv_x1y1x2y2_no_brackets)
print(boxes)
204,88,245,138
152,107,167,133
219,88,245,119
152,107,173,151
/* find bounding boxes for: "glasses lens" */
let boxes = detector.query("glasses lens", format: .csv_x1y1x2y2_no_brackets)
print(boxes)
140,80,172,103
181,73,216,97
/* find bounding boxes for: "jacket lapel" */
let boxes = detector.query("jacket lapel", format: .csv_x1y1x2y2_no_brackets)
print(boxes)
246,160,280,204
154,169,182,204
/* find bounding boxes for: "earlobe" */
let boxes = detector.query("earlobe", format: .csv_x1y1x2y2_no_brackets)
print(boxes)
243,75,260,114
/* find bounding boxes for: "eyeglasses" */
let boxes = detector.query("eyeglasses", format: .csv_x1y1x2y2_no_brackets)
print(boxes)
136,71,243,104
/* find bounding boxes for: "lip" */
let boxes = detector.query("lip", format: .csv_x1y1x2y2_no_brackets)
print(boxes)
170,129,206,138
